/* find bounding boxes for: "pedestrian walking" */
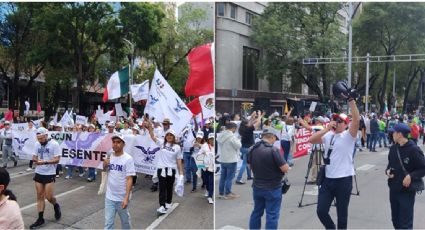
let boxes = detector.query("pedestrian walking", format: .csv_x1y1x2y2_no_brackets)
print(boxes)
29,127,62,229
386,123,425,229
1,121,17,168
198,133,216,204
147,121,183,215
247,128,289,230
217,122,242,199
103,133,135,229
309,98,360,229
0,167,24,229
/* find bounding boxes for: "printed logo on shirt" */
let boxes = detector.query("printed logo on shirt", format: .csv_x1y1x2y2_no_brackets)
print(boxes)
164,146,176,152
38,147,50,159
403,157,410,165
109,164,123,172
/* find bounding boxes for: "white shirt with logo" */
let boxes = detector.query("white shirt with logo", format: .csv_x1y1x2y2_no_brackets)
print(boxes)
33,139,61,175
322,130,356,178
106,152,136,202
155,140,183,169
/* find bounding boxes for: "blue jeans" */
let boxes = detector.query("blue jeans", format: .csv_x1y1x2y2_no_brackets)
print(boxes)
281,140,291,162
88,167,96,180
183,152,193,182
236,147,252,181
378,131,387,147
390,190,415,229
190,157,198,190
369,133,378,151
366,134,371,149
205,170,214,198
317,176,352,229
67,165,84,177
104,198,131,229
249,186,282,230
219,162,237,196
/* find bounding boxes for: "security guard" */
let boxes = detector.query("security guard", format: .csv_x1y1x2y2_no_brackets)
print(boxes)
309,98,360,229
386,123,425,229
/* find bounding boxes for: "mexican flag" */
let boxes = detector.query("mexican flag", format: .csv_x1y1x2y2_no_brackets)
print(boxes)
103,66,130,102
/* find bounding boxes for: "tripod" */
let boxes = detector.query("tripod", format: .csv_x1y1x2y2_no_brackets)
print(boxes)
298,144,323,207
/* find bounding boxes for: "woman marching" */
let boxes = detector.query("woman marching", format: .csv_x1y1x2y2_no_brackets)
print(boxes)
147,119,184,215
198,133,216,204
190,131,205,193
0,168,25,229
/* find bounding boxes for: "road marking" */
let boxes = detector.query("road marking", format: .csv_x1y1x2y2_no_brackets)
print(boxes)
356,164,375,171
219,225,245,230
20,186,85,211
304,186,319,196
146,203,179,230
10,171,33,179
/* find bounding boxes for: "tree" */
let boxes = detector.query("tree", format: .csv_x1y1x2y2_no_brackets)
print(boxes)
252,2,345,102
353,2,425,113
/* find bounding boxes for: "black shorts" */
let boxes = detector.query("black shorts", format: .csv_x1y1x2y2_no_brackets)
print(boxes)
33,173,56,184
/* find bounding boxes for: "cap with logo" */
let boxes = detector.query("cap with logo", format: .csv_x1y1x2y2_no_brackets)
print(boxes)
36,127,48,136
111,133,126,143
196,131,204,139
332,113,350,124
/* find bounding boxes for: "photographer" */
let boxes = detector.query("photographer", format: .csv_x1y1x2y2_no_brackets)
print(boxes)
386,123,425,229
309,93,359,229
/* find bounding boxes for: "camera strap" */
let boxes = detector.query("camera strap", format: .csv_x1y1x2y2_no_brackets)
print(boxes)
324,135,336,159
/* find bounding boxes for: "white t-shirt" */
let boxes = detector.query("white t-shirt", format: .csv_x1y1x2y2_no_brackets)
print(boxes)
322,130,356,178
33,139,61,175
281,124,294,141
120,128,133,135
198,143,214,172
155,140,183,169
106,152,136,202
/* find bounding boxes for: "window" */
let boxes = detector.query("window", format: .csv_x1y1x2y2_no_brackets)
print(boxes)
243,47,259,90
230,4,237,19
216,3,225,17
245,12,253,25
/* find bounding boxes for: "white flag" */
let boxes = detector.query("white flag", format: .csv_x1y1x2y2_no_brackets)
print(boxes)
130,80,149,102
145,69,193,134
75,115,88,125
52,113,58,125
60,110,74,127
199,93,215,119
115,103,127,118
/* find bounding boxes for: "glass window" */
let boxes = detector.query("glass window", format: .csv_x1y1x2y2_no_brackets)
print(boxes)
216,3,225,17
230,4,237,19
245,12,253,25
243,47,259,90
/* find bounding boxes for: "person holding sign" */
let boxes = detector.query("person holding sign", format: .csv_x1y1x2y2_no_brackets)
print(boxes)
29,127,62,229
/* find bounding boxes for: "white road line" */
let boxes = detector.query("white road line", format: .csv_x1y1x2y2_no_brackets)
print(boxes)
356,164,375,171
20,186,85,211
219,225,245,230
146,203,179,230
304,186,319,196
10,171,33,179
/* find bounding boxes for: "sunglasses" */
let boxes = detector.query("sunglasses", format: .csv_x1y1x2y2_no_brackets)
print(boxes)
335,119,345,124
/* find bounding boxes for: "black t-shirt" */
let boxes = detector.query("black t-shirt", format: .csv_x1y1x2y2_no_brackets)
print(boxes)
240,125,255,148
248,141,286,189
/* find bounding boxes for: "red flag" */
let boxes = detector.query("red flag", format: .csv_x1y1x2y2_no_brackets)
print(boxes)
4,109,13,121
185,43,214,97
186,98,202,115
37,102,41,113
102,88,108,103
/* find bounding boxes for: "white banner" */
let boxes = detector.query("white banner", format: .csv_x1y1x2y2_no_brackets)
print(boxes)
75,115,88,125
130,80,149,102
12,123,28,131
12,131,37,160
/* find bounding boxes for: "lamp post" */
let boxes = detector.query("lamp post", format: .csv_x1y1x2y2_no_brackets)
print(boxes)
122,38,134,109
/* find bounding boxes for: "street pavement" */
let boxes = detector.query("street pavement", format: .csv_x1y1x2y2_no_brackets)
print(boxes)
215,144,425,229
3,162,213,229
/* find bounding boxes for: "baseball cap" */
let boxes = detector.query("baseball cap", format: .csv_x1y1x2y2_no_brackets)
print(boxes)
332,113,350,124
388,123,411,134
262,128,280,140
111,133,126,143
4,121,10,125
55,123,62,128
196,131,204,139
165,129,176,137
316,116,326,123
208,133,215,139
131,125,139,130
108,122,115,127
36,127,48,136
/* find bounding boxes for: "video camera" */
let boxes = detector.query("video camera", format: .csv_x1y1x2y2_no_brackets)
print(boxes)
332,80,359,101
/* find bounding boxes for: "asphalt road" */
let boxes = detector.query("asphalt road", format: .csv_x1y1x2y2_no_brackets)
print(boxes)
3,162,213,229
215,144,425,229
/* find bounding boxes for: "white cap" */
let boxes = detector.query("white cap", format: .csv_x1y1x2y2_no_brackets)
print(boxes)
165,129,176,137
111,133,126,143
56,123,62,128
89,124,95,128
205,120,211,125
108,122,115,127
132,125,139,130
4,121,10,125
36,127,48,136
208,133,215,139
196,131,204,139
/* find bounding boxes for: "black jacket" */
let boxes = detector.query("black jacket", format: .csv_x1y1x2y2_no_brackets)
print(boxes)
370,118,379,134
386,140,425,192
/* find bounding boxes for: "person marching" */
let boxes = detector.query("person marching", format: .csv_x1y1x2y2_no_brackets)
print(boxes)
198,133,216,204
309,96,360,229
103,133,135,229
0,167,25,229
147,120,184,215
1,121,17,168
29,127,62,229
386,123,425,229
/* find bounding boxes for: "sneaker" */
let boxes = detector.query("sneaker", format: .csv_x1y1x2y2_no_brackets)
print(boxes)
165,203,172,209
55,175,60,178
204,191,209,197
191,189,197,193
87,178,94,182
79,172,85,177
65,175,72,179
30,218,45,229
150,185,158,192
236,180,246,184
26,167,33,171
157,206,167,215
218,195,227,200
247,177,253,180
226,192,240,198
54,203,61,220
207,197,214,204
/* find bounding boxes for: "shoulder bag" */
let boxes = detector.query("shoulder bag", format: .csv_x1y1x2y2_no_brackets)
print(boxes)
396,146,424,193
